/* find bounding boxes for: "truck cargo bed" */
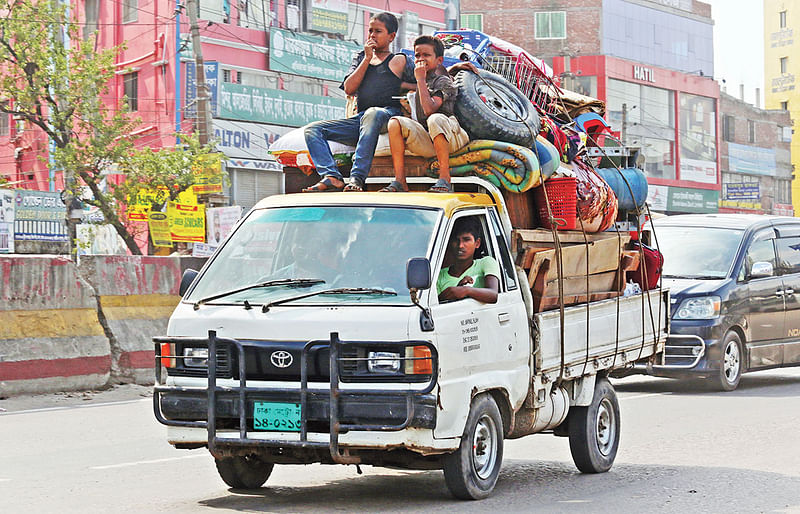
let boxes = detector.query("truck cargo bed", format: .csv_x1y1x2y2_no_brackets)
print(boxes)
535,289,669,379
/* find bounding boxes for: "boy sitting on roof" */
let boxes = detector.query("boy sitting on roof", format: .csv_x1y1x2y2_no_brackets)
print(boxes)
381,35,470,193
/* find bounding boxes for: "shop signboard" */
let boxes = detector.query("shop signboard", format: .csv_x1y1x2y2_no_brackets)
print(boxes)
680,158,717,184
0,189,14,253
213,119,293,160
206,205,243,246
667,186,719,213
219,83,346,126
727,143,777,176
773,203,795,216
167,202,206,243
148,211,172,248
269,28,359,81
724,182,760,201
13,189,68,242
310,0,349,34
192,154,224,195
646,184,669,212
185,61,219,118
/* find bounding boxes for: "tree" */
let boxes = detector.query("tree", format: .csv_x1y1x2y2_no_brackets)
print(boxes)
0,0,220,255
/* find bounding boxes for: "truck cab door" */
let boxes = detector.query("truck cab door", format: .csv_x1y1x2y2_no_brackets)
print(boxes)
742,230,784,369
429,211,529,439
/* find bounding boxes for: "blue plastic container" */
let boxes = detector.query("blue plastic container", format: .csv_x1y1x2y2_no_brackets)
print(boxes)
595,167,649,212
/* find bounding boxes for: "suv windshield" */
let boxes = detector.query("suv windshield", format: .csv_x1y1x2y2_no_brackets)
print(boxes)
185,206,440,306
656,225,744,279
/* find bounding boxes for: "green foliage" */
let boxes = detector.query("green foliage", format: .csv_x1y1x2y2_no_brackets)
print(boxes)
0,0,221,254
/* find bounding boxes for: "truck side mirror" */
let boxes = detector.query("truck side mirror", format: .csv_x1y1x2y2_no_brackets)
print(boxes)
750,261,773,279
179,269,199,296
407,258,432,290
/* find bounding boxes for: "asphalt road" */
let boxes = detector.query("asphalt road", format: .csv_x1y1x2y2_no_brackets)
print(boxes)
2,371,800,513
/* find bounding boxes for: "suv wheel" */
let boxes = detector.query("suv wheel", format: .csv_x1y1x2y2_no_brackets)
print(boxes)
715,331,743,391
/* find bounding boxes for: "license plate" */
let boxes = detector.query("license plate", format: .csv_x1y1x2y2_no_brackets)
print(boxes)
253,401,302,432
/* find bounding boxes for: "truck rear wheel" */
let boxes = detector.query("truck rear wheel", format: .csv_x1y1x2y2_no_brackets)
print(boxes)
442,394,504,500
568,377,620,473
215,455,274,489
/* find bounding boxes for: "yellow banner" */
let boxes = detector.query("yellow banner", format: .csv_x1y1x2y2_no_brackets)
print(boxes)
147,211,172,247
192,154,224,194
168,201,206,242
128,188,169,221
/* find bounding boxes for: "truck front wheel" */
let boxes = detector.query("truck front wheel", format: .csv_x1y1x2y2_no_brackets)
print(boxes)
442,394,504,500
215,455,274,489
568,377,620,473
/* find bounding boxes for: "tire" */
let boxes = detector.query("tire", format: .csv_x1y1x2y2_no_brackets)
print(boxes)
568,377,620,474
453,70,540,147
215,455,274,489
715,331,743,391
442,394,504,500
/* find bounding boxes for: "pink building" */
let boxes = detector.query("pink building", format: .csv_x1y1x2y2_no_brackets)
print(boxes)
1,0,445,210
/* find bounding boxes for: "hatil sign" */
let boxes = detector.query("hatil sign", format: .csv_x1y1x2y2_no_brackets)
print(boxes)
633,65,656,83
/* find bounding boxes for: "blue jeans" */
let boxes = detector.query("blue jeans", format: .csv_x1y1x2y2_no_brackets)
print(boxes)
304,106,402,183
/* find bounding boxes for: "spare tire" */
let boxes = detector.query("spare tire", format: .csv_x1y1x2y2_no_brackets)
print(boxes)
453,70,540,147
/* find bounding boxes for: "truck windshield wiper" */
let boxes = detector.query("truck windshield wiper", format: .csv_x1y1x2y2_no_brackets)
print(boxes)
262,287,397,313
193,278,325,309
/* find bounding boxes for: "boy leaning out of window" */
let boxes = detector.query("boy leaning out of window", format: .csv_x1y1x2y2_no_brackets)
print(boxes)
381,35,471,193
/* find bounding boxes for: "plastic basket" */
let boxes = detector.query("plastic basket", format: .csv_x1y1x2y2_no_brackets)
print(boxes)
533,177,578,230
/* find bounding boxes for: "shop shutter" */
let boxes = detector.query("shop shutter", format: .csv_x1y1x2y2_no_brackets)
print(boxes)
233,169,283,212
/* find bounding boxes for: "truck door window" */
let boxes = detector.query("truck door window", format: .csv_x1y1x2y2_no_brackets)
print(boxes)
776,236,800,275
437,213,502,303
488,209,517,291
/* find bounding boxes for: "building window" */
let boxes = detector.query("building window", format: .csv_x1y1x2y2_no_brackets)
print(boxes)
781,56,788,74
782,125,793,142
0,113,8,137
748,120,756,143
780,10,787,29
123,72,138,112
722,115,735,142
535,11,566,40
781,100,789,110
84,0,99,38
461,14,483,31
122,0,137,23
777,179,792,204
223,69,241,84
286,0,305,31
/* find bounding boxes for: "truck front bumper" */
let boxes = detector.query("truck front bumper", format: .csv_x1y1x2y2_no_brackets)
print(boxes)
153,331,440,463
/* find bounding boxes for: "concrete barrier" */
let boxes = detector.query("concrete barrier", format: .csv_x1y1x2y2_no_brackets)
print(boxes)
0,256,110,396
79,255,207,384
0,254,207,396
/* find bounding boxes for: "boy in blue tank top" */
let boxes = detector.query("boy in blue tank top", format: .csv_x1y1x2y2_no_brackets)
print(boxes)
302,13,414,192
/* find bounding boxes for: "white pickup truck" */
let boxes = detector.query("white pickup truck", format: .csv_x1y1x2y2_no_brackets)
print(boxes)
154,177,668,499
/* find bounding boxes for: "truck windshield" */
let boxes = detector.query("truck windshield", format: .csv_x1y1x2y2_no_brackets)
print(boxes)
184,206,440,306
657,225,744,279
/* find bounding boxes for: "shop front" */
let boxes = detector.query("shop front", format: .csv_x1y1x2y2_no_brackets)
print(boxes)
552,55,721,214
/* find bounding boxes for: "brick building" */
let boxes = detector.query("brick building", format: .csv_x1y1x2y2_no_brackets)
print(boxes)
718,91,794,216
461,0,728,214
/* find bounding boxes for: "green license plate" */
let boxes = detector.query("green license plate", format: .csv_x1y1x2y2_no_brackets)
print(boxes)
253,401,302,432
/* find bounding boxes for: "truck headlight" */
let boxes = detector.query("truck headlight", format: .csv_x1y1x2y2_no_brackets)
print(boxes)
183,347,209,367
367,351,401,373
675,296,721,320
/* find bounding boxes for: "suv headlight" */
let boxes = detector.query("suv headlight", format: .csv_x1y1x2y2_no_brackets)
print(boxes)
367,351,401,373
675,296,721,320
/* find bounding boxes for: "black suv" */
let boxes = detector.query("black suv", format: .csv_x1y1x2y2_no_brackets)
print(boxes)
642,214,800,390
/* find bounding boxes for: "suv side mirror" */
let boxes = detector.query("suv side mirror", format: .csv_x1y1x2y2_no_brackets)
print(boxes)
750,261,773,279
179,268,199,296
407,258,432,290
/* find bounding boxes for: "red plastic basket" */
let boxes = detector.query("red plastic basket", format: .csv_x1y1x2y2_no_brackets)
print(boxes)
533,177,578,230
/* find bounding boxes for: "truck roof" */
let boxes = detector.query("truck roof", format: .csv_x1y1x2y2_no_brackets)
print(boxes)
254,192,499,217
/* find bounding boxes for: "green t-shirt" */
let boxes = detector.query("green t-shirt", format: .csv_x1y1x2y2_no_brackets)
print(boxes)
437,257,501,294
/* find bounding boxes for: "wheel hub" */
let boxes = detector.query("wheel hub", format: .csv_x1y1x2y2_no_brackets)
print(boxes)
595,398,616,456
723,340,740,382
471,415,498,480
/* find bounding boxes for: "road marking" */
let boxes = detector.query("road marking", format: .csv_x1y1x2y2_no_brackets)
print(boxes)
620,392,672,401
0,398,150,416
89,454,206,470
558,500,591,503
